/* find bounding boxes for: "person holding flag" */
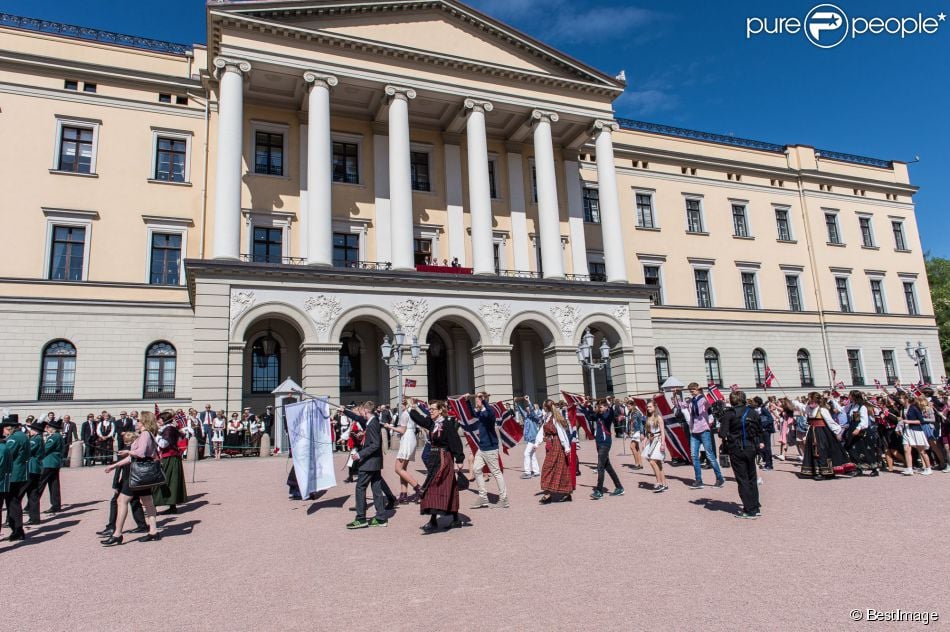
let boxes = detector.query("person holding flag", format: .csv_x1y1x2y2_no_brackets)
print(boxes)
514,397,544,479
408,400,465,532
538,400,574,504
589,400,624,500
459,392,509,509
686,382,725,490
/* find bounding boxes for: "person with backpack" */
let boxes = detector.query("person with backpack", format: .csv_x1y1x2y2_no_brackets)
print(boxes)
751,397,775,471
718,391,764,519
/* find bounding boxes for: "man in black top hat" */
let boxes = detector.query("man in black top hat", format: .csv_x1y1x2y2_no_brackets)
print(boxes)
2,414,29,541
39,419,64,513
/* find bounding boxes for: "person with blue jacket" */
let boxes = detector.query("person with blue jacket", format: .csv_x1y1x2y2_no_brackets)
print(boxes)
588,400,624,500
515,397,544,479
460,392,509,509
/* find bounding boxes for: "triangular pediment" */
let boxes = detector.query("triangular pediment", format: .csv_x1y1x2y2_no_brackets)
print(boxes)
210,0,623,92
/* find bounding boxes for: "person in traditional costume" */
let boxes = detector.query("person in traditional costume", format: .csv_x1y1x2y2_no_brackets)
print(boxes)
843,391,881,476
409,400,465,532
224,412,244,457
152,411,187,515
795,393,855,480
539,399,574,504
96,413,115,465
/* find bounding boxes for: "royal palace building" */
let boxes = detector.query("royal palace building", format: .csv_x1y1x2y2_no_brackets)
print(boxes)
0,1,942,423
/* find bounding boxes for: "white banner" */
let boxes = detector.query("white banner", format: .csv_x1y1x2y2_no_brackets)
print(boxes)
285,397,335,497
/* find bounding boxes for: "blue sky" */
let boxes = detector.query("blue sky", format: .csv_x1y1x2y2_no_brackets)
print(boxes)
4,0,948,255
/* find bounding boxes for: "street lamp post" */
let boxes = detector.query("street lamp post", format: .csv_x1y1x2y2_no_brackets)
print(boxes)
905,340,928,383
381,325,420,412
576,328,612,398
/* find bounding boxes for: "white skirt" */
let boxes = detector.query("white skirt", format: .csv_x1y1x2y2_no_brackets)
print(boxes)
396,431,417,461
643,435,664,462
903,426,929,448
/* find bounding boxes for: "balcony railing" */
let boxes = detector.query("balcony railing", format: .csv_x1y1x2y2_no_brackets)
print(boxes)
0,13,192,55
340,261,392,270
498,269,541,279
240,254,307,265
38,385,74,401
144,389,176,400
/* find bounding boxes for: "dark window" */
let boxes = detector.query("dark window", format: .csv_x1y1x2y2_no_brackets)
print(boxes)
410,151,430,191
493,243,501,274
775,209,791,241
332,232,360,268
158,93,172,103
836,277,852,312
155,136,187,182
589,261,606,281
797,349,814,387
694,269,712,308
175,95,188,105
530,164,538,203
752,348,767,387
254,131,284,176
252,227,283,263
583,188,600,223
903,281,919,315
83,82,96,93
636,193,655,228
825,213,841,244
859,217,874,247
332,141,359,184
149,232,182,285
488,160,497,199
49,225,85,281
882,350,898,385
847,349,864,386
704,348,722,387
251,336,280,393
870,279,886,314
143,341,176,399
39,340,76,401
655,348,670,389
741,272,758,310
413,238,432,266
786,275,803,312
732,204,749,237
64,80,78,91
339,334,361,392
686,199,703,233
57,126,94,173
643,265,662,305
892,221,907,250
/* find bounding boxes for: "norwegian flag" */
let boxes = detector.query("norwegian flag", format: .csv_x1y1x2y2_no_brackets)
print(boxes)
154,402,161,416
404,378,417,388
730,384,740,393
654,393,692,464
492,403,522,454
561,391,594,440
705,384,725,405
447,396,498,473
764,366,776,388
173,409,188,428
911,382,924,398
631,397,650,416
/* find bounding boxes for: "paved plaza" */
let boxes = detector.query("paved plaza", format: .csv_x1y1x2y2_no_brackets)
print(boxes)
4,443,947,631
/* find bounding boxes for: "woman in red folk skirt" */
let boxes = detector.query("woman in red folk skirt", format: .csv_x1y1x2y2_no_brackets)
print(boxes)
539,399,575,504
408,400,465,533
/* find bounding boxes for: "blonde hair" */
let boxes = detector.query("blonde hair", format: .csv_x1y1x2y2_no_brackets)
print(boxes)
139,411,159,435
121,431,137,446
647,407,663,433
916,396,932,412
543,399,567,429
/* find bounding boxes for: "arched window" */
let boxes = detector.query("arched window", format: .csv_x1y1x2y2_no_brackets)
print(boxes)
251,335,280,394
144,341,177,399
797,349,814,387
39,340,76,401
339,333,362,393
704,348,722,387
655,347,671,389
752,348,767,387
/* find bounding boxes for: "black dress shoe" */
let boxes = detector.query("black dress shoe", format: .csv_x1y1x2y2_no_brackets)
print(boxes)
130,526,149,534
26,519,41,526
6,531,25,542
101,535,123,547
141,532,161,542
43,508,60,514
96,528,114,537
421,522,438,533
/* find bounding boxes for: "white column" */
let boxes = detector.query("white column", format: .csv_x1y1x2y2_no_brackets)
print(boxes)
373,130,391,264
506,146,530,272
385,85,417,271
211,57,250,260
444,139,465,266
531,110,564,279
298,122,309,261
303,72,338,266
563,152,589,277
464,98,495,275
594,120,628,283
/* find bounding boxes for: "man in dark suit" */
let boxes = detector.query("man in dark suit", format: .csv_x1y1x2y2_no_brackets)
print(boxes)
114,411,135,450
80,414,96,466
261,406,275,445
342,402,388,529
60,414,77,460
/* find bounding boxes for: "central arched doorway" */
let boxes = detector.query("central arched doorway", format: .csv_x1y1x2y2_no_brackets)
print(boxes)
424,318,477,400
242,316,303,413
509,320,554,402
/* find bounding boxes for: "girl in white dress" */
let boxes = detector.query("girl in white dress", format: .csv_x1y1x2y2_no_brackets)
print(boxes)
212,413,225,460
642,401,668,492
384,403,421,503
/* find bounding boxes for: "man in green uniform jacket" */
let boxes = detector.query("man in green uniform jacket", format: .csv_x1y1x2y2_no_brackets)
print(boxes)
39,419,64,513
2,414,29,541
25,420,46,525
0,430,10,539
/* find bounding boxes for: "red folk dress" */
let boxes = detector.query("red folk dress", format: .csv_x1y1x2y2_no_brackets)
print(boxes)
540,420,573,494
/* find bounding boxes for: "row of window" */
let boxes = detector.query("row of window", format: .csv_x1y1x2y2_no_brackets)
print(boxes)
38,340,177,401
640,261,920,315
653,346,931,390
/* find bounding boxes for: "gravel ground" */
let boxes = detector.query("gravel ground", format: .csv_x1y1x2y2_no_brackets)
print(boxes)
3,443,947,631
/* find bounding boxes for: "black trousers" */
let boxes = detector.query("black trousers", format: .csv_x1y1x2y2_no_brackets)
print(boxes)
354,470,384,521
5,480,26,533
729,446,760,514
759,434,774,468
38,468,61,511
107,491,146,530
595,445,622,492
25,473,43,522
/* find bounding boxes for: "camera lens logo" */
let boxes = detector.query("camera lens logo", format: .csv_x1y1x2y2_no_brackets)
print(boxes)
804,4,850,48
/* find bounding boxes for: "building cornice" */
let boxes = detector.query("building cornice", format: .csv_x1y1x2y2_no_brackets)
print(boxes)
0,50,202,91
801,188,916,210
0,81,206,119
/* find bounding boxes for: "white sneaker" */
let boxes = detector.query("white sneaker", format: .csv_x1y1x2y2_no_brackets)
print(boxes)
757,477,763,485
903,468,914,476
920,468,933,476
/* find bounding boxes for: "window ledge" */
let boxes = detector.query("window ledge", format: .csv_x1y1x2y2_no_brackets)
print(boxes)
733,235,755,240
49,169,98,178
686,231,710,236
861,245,879,251
826,242,846,247
246,172,290,180
147,178,192,187
332,181,365,189
583,220,602,225
635,225,661,232
895,248,912,254
776,239,798,244
412,189,437,196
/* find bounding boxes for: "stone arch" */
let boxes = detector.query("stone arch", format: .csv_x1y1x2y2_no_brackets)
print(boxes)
327,305,398,342
572,313,631,348
231,301,316,345
416,304,488,346
502,310,561,348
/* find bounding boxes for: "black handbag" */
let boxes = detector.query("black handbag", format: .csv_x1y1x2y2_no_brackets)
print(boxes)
456,469,470,491
129,456,166,490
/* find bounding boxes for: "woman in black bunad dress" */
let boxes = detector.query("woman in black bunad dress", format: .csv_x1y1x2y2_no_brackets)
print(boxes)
408,400,465,533
794,392,855,480
843,391,881,476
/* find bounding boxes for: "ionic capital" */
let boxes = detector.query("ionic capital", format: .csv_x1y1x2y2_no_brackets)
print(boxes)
593,119,620,134
212,56,251,78
464,98,494,114
530,109,559,125
303,71,339,90
384,85,417,102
